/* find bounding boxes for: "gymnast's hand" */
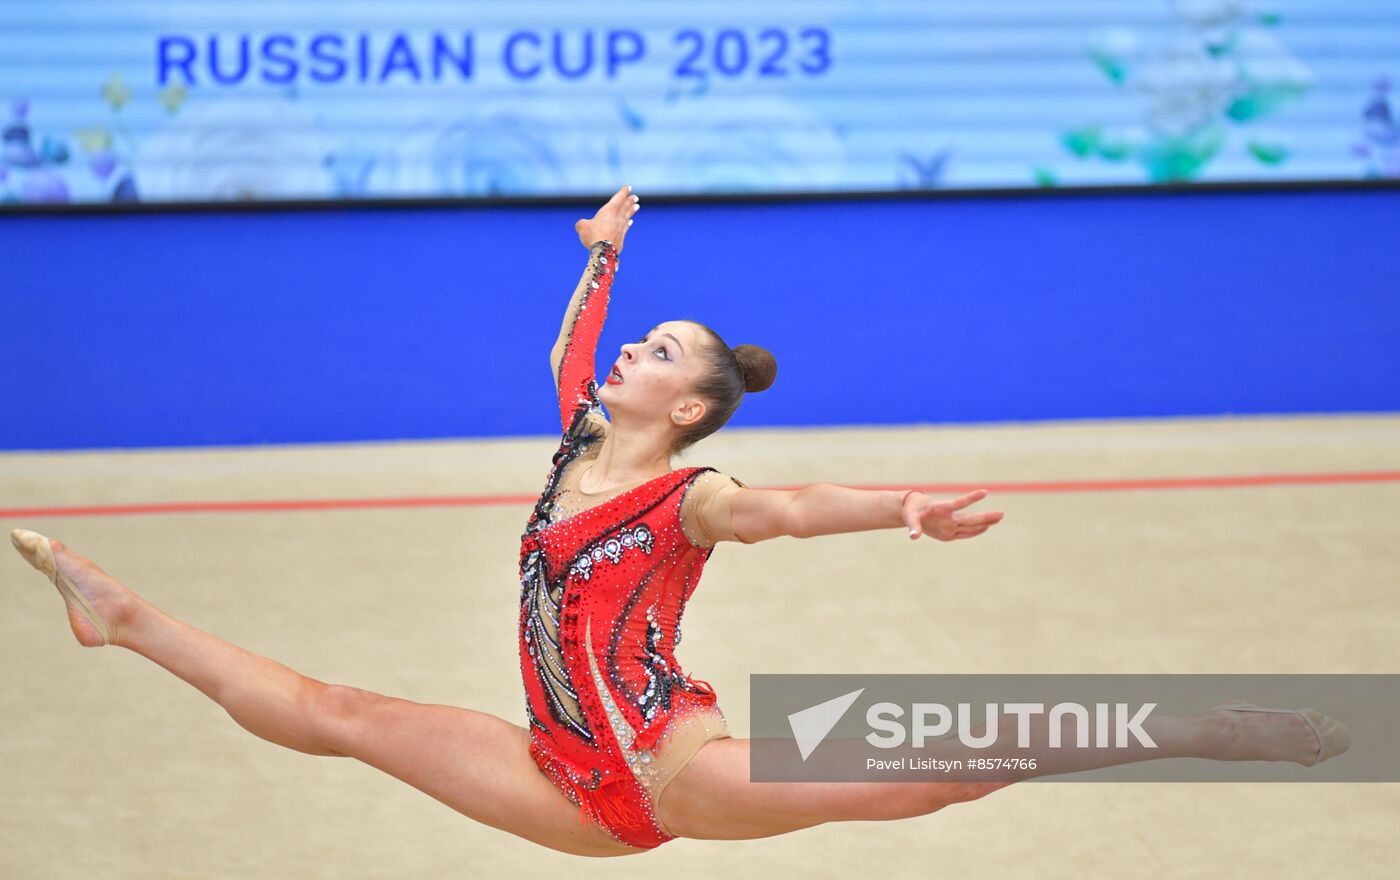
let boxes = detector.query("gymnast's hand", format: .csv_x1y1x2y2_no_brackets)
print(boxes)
576,184,641,253
902,489,1004,541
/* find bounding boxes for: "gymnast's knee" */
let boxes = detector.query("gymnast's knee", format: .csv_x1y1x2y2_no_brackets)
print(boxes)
314,683,393,754
917,780,1014,814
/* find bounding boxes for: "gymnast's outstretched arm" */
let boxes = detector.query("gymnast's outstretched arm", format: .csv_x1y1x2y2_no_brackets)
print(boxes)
725,484,1005,544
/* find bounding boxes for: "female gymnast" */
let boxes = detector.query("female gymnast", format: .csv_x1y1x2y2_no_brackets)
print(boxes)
11,184,1349,859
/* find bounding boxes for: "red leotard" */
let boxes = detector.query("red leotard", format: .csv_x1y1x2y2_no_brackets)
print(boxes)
518,240,737,849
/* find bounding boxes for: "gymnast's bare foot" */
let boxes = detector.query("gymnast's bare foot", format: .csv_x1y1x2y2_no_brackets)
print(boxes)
12,533,142,648
1202,698,1330,766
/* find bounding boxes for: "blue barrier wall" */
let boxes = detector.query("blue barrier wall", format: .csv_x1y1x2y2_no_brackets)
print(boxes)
1,188,1397,450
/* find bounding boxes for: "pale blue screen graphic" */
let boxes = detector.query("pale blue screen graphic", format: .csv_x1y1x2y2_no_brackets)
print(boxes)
1,1,1396,206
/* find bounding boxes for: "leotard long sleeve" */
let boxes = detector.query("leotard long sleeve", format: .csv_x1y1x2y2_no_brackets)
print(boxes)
550,239,615,440
542,239,751,547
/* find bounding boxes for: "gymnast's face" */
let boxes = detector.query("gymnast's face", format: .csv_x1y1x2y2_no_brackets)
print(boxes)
599,320,708,429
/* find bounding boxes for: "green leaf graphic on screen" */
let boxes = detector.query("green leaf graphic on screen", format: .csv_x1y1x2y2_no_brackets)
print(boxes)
1096,135,1131,161
1139,124,1226,182
1061,128,1101,158
1061,128,1131,162
1068,5,1311,185
1089,50,1128,84
1205,33,1239,58
1227,82,1310,123
1247,140,1290,165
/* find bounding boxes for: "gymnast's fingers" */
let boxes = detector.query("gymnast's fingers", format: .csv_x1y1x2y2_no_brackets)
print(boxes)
960,511,1004,527
949,489,990,510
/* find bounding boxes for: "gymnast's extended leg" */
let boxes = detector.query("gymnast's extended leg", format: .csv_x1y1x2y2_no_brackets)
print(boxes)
24,537,643,859
656,702,1330,841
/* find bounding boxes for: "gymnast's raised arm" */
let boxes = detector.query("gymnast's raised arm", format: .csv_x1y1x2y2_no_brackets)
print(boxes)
548,184,640,435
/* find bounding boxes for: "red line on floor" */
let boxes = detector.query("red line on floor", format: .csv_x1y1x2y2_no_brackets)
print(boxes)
2,471,1397,519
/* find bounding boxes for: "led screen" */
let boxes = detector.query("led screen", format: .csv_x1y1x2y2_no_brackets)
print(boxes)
1,1,1396,206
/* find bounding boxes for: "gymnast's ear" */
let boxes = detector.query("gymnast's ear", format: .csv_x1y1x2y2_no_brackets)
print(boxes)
671,399,706,428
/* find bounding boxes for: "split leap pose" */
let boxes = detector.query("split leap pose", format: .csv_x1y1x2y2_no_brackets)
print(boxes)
10,185,1349,859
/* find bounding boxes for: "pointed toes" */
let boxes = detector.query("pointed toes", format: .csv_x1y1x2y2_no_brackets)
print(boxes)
11,528,42,558
10,528,55,578
1319,714,1352,761
1301,708,1352,764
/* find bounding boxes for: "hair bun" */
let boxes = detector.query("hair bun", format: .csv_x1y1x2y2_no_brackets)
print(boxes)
731,344,777,393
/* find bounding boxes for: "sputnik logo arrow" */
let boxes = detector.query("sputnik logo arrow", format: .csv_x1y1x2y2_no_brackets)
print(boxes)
787,688,865,760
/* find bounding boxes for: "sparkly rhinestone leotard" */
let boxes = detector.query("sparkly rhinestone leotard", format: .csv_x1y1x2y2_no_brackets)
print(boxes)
518,240,748,849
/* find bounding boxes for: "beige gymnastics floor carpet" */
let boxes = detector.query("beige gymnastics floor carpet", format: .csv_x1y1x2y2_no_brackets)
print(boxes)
2,413,1396,879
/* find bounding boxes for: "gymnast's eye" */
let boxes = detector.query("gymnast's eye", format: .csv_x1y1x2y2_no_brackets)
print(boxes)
652,346,669,361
